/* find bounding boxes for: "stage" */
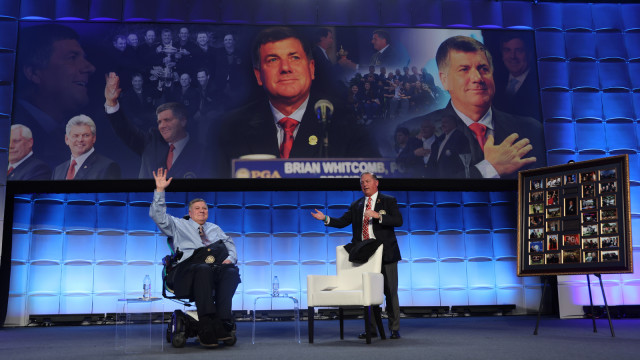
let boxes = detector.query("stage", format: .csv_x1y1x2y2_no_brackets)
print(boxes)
1,316,639,360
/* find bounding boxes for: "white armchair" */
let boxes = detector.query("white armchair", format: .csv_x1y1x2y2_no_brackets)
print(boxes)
307,245,385,344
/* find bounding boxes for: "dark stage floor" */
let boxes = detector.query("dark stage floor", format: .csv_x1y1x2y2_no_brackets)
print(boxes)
1,316,639,360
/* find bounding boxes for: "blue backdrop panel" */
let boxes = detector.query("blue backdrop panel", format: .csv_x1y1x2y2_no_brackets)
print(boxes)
300,234,327,263
562,3,593,30
244,192,271,206
299,191,326,207
216,192,243,206
12,201,32,231
243,235,271,263
410,261,439,290
468,287,497,306
214,207,243,234
272,207,299,234
442,0,472,28
501,1,532,29
95,233,126,263
566,32,597,60
299,207,325,234
28,263,61,294
127,204,157,233
462,205,492,231
125,233,156,263
89,0,123,20
533,3,562,30
602,92,635,121
493,231,517,259
489,191,515,204
381,0,412,27
317,0,349,25
408,191,434,205
272,235,299,263
596,32,627,60
535,31,565,59
409,233,437,260
63,232,95,263
592,4,623,31
467,259,496,288
55,0,90,20
19,0,55,19
494,258,521,287
64,204,97,231
412,0,442,27
575,121,607,152
351,0,381,26
60,263,93,294
32,202,65,231
244,208,272,234
30,233,63,262
599,62,631,90
569,61,599,90
490,203,517,230
122,0,155,21
541,90,572,120
435,206,463,232
435,191,462,205
605,121,638,153
436,232,465,260
11,232,29,262
462,191,490,205
97,203,127,232
572,92,603,121
465,232,494,259
621,4,640,30
544,120,576,152
272,191,298,206
538,60,569,90
471,0,502,28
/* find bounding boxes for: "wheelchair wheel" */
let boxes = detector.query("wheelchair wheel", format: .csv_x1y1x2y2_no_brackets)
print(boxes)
172,333,186,348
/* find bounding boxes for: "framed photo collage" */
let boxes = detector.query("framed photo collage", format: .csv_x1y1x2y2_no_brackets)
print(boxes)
517,155,632,276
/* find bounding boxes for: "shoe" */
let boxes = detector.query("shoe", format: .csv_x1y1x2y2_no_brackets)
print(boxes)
357,332,378,339
198,315,219,347
214,318,233,341
390,330,401,339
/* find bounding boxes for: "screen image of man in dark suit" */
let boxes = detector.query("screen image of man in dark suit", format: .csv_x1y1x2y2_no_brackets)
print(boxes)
52,115,121,180
406,35,546,179
215,27,379,177
493,33,540,121
7,124,51,181
311,172,403,340
369,29,410,70
105,72,214,179
425,115,471,178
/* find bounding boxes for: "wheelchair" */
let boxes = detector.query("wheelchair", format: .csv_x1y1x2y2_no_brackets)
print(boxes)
162,236,237,348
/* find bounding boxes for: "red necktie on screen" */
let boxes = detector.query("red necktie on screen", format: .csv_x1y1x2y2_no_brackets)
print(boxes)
166,144,175,170
469,122,487,152
362,197,372,240
278,117,299,159
199,225,211,246
66,160,77,180
7,166,13,175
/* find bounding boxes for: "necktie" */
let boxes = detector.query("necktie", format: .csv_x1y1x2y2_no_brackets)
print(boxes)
362,197,372,240
507,78,519,95
7,166,14,175
66,160,77,180
199,225,210,246
278,117,299,159
469,122,487,152
166,144,175,170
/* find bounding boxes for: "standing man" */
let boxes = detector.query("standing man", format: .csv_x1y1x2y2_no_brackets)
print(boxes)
150,168,240,347
105,72,213,179
311,172,402,340
408,35,545,179
493,33,540,121
369,29,410,70
215,26,379,177
52,115,121,180
7,124,51,181
425,115,471,178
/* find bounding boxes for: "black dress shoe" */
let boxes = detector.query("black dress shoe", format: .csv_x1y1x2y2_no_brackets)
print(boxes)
390,330,401,339
358,332,378,339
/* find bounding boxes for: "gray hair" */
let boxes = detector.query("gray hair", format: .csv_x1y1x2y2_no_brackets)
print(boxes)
11,124,33,140
65,114,96,136
189,198,207,210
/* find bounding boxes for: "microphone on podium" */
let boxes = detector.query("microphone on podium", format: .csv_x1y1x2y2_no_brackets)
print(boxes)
314,99,334,157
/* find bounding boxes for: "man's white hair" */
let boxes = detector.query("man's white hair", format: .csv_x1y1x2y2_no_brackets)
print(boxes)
66,114,96,136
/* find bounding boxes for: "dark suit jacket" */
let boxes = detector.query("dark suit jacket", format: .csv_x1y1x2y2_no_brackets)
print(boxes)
214,94,381,177
327,193,402,265
494,69,541,122
106,109,214,179
418,102,546,179
425,129,470,179
7,155,52,181
52,151,121,180
395,136,424,177
369,44,410,69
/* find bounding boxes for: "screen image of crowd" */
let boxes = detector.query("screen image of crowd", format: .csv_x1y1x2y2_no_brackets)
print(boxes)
9,23,546,181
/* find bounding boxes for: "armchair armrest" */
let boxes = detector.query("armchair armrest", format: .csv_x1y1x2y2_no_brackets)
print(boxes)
307,275,339,307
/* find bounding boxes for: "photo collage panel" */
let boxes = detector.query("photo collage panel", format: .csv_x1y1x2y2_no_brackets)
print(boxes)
526,168,620,266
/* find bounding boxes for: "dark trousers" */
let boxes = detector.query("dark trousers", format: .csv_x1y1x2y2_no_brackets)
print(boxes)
172,263,240,320
368,261,400,332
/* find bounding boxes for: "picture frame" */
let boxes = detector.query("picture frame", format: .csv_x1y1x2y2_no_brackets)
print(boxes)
517,155,632,276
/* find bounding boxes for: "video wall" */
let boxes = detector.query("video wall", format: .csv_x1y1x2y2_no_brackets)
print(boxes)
9,23,542,180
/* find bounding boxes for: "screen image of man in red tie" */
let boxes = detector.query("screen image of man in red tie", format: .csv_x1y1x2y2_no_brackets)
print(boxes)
214,26,380,177
7,124,51,181
51,115,121,180
404,35,546,179
310,172,403,340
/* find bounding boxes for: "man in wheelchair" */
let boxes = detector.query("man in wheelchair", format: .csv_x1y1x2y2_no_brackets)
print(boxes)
150,168,240,348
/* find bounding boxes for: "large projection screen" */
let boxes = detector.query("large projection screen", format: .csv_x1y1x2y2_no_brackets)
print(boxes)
9,23,543,181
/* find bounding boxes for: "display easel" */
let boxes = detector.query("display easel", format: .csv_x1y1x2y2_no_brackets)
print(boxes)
533,274,615,337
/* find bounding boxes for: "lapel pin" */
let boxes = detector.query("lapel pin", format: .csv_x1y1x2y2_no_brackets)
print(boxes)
308,135,318,146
